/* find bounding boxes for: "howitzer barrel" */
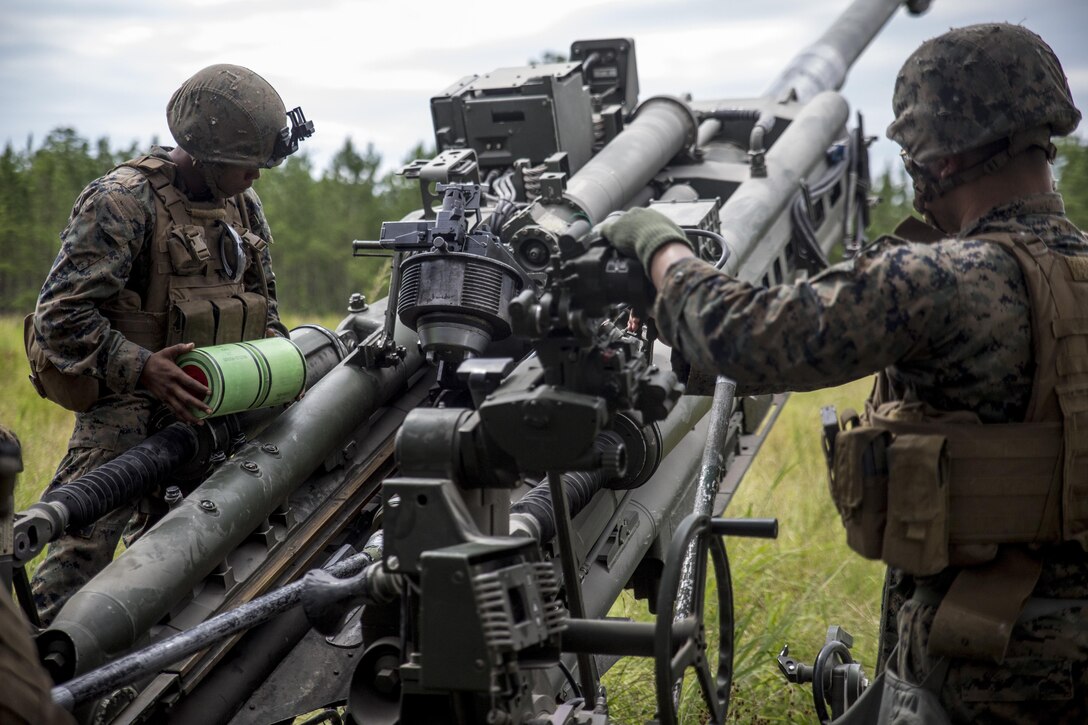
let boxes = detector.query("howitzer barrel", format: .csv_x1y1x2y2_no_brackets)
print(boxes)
764,0,904,103
40,306,424,678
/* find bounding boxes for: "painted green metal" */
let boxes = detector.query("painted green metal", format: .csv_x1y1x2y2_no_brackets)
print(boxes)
177,337,307,419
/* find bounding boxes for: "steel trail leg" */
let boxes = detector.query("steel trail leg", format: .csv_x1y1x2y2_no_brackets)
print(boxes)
547,469,600,708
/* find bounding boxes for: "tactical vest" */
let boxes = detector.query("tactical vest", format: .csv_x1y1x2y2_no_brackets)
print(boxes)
828,227,1088,661
25,155,271,412
102,154,271,352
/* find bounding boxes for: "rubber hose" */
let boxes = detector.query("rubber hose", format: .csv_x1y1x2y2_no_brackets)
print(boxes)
42,423,198,530
511,469,604,544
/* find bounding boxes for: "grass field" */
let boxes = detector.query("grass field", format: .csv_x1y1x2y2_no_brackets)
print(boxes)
1,313,882,722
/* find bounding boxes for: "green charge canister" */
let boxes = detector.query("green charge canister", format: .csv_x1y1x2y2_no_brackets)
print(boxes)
176,337,307,419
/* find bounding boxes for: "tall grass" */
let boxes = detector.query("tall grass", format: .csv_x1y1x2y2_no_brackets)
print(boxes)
3,314,884,721
1,316,74,512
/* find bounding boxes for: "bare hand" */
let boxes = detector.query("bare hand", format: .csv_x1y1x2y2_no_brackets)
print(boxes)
139,343,212,424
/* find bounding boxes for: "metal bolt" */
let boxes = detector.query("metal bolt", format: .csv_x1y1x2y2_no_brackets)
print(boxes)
241,460,260,474
374,666,400,696
387,556,400,571
388,494,401,508
348,292,369,312
474,658,486,670
164,486,183,507
452,570,465,584
261,443,279,455
200,500,218,513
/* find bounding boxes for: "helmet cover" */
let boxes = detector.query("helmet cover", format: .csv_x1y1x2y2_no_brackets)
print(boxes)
887,23,1080,164
167,64,288,168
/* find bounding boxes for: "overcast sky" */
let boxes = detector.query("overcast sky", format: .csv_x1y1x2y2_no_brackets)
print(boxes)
3,0,1086,177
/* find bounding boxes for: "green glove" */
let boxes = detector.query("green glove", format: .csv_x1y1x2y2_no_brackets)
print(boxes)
602,207,692,270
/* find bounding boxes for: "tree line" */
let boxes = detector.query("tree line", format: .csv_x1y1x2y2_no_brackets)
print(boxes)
0,129,422,316
1,129,1087,316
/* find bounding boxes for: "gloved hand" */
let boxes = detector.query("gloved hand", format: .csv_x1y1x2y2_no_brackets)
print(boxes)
601,207,692,271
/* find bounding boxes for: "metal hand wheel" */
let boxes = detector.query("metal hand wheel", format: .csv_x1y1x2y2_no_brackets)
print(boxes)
653,513,734,725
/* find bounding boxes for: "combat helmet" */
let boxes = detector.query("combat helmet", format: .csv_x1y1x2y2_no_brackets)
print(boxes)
167,64,313,169
888,23,1079,164
887,22,1079,207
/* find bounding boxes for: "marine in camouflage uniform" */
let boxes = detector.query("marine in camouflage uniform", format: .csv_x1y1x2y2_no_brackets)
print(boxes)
606,23,1087,724
651,194,1088,722
28,65,311,625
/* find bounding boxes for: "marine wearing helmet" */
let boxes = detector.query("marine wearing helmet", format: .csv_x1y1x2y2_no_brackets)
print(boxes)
603,22,1088,723
26,64,312,624
167,63,314,199
888,23,1080,228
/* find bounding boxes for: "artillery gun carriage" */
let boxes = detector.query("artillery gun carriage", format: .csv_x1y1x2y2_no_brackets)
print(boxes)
9,2,932,722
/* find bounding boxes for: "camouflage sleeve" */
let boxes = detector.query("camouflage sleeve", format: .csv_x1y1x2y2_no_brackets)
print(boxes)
652,239,961,395
241,188,288,337
34,175,154,394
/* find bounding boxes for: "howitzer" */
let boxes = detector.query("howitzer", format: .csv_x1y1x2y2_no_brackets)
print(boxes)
27,1,932,722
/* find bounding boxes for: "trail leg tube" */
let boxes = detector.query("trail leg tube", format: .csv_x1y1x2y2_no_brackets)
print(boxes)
50,552,376,711
547,470,600,708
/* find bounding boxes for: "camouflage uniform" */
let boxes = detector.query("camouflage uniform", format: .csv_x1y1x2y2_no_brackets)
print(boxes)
653,194,1088,720
29,145,286,624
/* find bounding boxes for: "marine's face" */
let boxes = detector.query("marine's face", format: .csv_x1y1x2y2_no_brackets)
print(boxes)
210,163,262,197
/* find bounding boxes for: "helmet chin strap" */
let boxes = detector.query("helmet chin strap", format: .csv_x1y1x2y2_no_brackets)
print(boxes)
903,125,1056,234
902,158,950,233
914,182,949,233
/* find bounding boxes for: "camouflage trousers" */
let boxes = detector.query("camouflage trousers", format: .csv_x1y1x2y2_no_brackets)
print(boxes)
895,551,1088,724
30,393,157,626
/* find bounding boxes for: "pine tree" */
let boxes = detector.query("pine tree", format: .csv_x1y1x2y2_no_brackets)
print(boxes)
1056,137,1088,228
